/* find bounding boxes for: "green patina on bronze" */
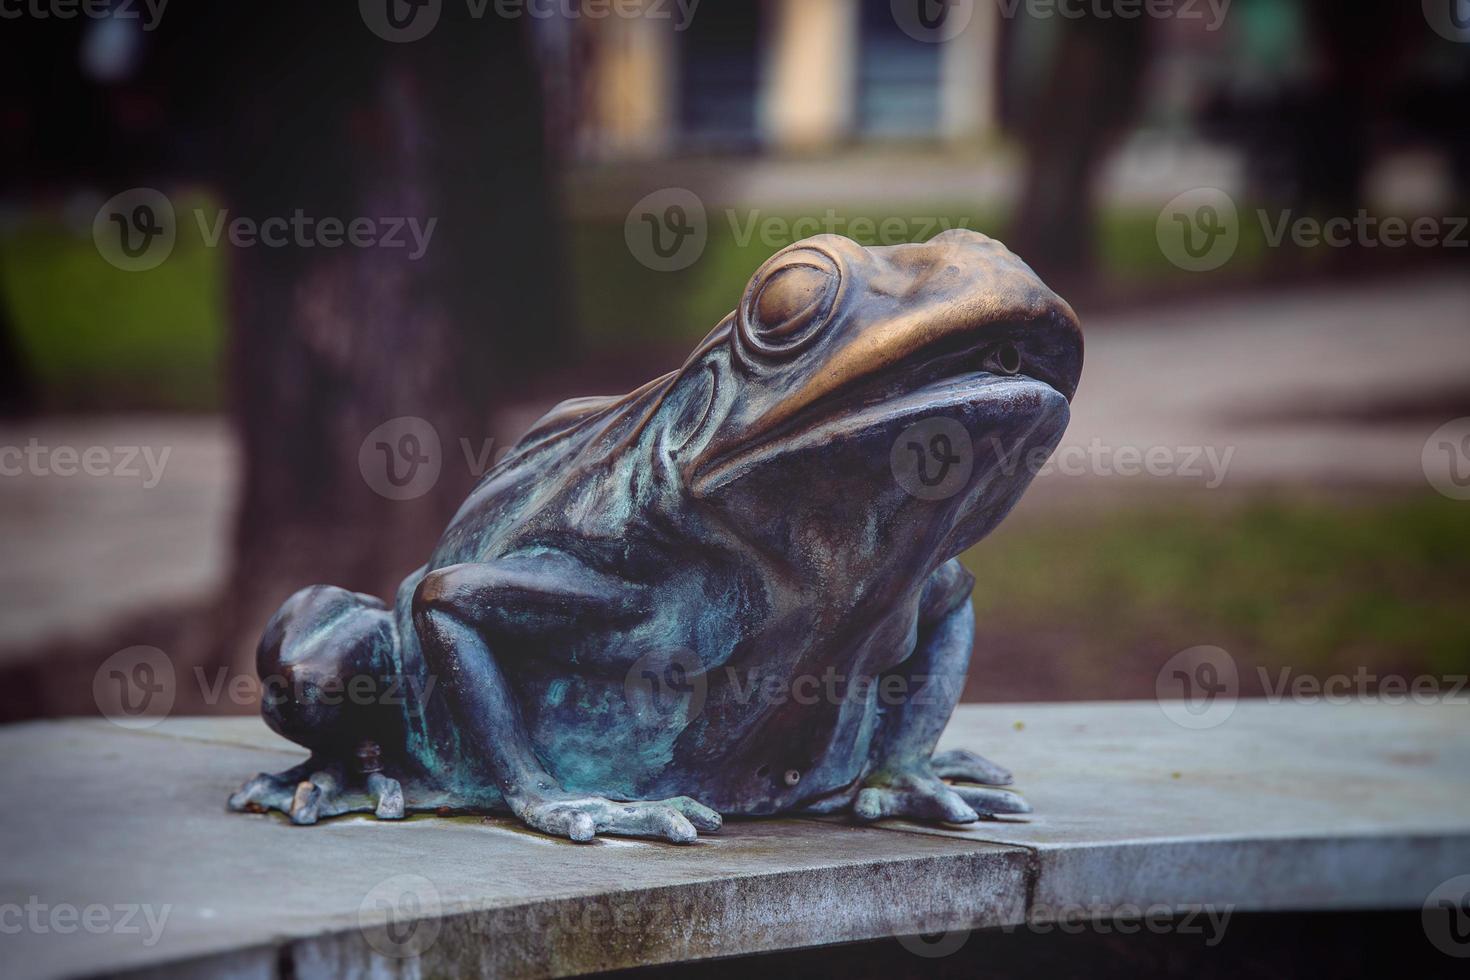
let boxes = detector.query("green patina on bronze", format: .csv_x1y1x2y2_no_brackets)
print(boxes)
229,231,1083,843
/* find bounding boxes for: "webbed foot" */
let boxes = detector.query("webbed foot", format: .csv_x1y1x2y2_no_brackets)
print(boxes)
228,749,407,825
854,756,1030,825
515,793,723,844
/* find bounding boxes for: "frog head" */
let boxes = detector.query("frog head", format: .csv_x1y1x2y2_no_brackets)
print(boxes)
676,230,1082,589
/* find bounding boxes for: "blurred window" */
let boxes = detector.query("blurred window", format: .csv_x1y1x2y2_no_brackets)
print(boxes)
677,2,765,148
857,0,943,139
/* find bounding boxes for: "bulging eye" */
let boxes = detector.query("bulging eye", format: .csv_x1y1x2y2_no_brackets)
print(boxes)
983,341,1022,376
739,249,840,358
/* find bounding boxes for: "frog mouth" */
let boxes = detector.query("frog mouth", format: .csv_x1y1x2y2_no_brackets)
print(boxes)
689,307,1080,495
689,360,1068,499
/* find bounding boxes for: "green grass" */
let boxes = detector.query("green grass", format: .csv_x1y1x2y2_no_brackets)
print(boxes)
960,493,1470,678
1,192,226,411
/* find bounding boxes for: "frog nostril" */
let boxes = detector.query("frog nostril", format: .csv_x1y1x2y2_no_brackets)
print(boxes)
984,341,1022,376
999,343,1021,374
783,769,802,787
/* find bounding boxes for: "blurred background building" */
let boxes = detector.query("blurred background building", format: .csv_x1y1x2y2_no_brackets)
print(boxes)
565,0,999,155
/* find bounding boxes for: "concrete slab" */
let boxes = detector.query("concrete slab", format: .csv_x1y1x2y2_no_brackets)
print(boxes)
883,700,1470,911
0,719,1029,980
2,701,1467,979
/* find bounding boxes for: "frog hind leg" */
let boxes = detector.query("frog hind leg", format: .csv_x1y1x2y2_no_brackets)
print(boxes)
228,585,414,824
411,557,723,843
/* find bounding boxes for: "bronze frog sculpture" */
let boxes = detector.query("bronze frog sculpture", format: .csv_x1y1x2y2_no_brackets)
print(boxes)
229,230,1083,843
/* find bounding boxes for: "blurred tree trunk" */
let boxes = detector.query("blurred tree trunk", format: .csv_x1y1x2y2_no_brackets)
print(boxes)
162,6,569,680
1002,15,1149,285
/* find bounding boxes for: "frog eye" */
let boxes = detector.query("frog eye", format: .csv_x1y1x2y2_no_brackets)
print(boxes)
739,249,840,358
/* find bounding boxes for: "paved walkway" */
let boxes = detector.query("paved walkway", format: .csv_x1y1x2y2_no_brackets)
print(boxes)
1030,270,1470,500
0,416,235,659
3,701,1466,978
1,272,1467,659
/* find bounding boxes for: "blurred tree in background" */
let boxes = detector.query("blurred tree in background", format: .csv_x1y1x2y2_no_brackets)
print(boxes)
1003,7,1150,284
158,5,569,676
2,5,567,685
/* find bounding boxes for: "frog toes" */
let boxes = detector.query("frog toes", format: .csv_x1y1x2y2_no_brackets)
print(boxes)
930,748,1014,786
854,784,980,824
228,761,407,824
520,796,720,844
951,785,1031,816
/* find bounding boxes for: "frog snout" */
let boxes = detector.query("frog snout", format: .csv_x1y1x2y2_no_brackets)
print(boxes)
1015,307,1083,402
886,232,1083,401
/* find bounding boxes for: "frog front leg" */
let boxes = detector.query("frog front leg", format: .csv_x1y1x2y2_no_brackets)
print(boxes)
412,557,723,844
847,560,1030,824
